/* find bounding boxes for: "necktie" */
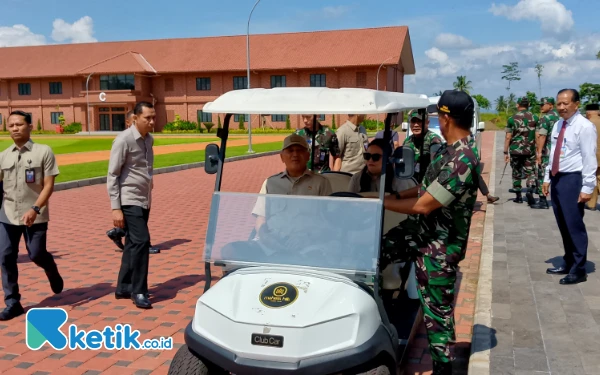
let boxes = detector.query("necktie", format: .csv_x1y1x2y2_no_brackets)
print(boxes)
551,120,567,176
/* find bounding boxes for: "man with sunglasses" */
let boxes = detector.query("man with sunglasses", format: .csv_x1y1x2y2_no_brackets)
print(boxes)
402,111,443,183
380,90,481,375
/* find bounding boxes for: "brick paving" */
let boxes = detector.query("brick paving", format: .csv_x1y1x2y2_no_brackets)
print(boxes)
489,133,600,375
0,131,495,374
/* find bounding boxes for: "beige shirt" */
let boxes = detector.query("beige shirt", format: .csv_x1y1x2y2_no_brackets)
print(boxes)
0,139,59,225
107,125,154,210
336,121,369,174
348,170,414,193
252,169,333,217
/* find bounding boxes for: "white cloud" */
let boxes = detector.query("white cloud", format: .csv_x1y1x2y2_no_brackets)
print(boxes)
51,16,97,44
489,0,574,37
0,24,46,47
322,6,350,18
425,47,449,63
434,33,473,49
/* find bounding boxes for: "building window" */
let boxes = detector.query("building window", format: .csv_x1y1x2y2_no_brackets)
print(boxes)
196,78,211,91
270,75,286,88
233,76,247,90
100,74,135,90
272,114,286,122
49,82,62,95
51,112,63,124
310,74,326,87
18,83,31,96
165,78,174,92
318,114,326,121
0,114,2,125
234,114,249,122
198,110,212,123
356,72,367,87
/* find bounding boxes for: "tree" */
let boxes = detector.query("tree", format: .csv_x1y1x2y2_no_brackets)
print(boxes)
534,63,543,98
473,94,491,110
507,93,517,115
579,82,600,106
597,50,600,59
501,62,521,114
525,91,540,114
432,90,444,96
453,76,472,94
495,96,507,113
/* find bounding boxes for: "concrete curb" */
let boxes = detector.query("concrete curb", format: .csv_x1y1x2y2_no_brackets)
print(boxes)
54,150,280,192
468,132,496,375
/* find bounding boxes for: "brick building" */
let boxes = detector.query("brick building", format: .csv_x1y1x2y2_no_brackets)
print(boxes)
0,26,415,132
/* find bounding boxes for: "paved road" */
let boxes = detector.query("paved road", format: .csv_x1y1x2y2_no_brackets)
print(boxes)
490,134,600,375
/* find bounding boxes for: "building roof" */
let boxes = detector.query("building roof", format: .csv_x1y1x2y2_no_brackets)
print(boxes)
0,26,414,79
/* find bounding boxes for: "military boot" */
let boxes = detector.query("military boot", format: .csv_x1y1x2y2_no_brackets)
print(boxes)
525,188,536,206
531,196,549,209
432,360,453,375
508,188,520,193
514,192,523,203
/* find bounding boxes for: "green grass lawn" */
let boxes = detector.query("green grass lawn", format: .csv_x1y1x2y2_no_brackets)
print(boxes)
55,142,283,183
0,137,220,154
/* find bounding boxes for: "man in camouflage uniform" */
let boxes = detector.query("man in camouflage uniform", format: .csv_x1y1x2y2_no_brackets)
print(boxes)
403,111,444,183
294,115,339,173
381,90,481,375
504,97,539,205
531,97,560,209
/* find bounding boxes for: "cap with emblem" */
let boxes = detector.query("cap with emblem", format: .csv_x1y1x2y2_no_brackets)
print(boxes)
585,103,599,111
437,90,474,119
540,97,555,105
282,134,309,151
517,97,529,106
409,111,425,120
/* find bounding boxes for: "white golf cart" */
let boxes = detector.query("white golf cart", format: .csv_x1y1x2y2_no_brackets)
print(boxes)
402,94,486,160
168,87,431,375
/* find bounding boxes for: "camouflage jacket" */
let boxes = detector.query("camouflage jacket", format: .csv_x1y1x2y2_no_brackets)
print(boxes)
506,110,539,156
295,125,339,173
395,135,480,264
403,130,443,182
536,109,560,157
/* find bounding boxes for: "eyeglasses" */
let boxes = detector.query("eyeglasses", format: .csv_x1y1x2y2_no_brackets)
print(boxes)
363,153,382,162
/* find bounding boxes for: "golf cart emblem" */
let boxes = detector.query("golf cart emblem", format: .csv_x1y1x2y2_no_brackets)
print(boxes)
259,282,298,308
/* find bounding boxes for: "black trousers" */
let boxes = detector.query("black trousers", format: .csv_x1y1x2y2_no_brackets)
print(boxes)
116,205,150,295
551,172,588,275
0,222,58,307
478,174,490,196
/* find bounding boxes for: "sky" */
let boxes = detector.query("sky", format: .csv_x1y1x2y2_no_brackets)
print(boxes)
1,0,599,108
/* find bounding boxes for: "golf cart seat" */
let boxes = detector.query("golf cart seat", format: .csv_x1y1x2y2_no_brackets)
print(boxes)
321,171,353,193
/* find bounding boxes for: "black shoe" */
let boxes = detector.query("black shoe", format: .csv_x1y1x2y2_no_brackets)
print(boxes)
487,195,499,203
115,290,131,299
45,267,63,294
525,190,536,206
131,294,152,309
149,246,160,254
547,266,569,275
432,360,453,375
560,273,587,285
107,228,125,250
0,304,24,321
514,193,523,203
585,205,597,211
508,188,520,193
531,196,549,209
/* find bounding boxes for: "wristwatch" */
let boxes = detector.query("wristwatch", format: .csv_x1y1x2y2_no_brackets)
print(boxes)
32,206,40,214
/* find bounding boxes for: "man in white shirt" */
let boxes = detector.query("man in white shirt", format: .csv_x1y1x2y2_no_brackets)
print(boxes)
543,89,597,285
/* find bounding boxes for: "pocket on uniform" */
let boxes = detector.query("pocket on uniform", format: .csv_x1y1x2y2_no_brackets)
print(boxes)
0,159,15,183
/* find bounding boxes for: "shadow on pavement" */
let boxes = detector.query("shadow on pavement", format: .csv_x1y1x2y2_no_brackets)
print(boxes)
27,282,115,309
545,256,596,274
18,252,66,263
153,238,192,250
149,274,209,303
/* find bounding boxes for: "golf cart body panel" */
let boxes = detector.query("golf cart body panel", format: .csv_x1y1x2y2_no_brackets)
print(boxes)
170,88,432,375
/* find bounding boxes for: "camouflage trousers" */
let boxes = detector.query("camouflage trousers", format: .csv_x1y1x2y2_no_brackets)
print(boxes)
510,154,537,189
537,155,549,195
415,255,457,365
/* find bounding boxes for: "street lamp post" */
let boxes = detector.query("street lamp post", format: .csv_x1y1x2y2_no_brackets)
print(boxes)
375,56,398,131
246,0,261,153
86,72,94,134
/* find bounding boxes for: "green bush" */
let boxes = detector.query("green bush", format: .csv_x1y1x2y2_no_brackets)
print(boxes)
362,119,384,131
331,115,336,130
163,115,198,132
204,122,215,133
3,118,6,132
63,122,82,134
37,119,42,131
285,116,291,130
238,117,245,130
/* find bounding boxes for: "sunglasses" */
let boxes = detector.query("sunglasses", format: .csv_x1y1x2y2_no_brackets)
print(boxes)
363,153,382,162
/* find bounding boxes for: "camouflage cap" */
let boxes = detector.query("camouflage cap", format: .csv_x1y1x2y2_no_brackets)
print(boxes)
540,97,555,105
282,133,309,151
517,97,530,106
409,111,425,120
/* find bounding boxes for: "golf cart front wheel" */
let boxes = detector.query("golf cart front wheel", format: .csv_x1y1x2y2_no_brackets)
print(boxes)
168,344,225,375
356,365,391,375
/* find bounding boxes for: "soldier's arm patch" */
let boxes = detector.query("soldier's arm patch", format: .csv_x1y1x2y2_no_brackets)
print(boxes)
426,158,474,207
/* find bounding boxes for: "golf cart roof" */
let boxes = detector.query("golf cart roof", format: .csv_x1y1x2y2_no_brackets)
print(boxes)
202,87,431,115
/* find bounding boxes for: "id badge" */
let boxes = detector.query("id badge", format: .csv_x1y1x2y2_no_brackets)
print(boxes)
415,163,420,173
560,139,567,159
320,151,326,162
25,169,35,183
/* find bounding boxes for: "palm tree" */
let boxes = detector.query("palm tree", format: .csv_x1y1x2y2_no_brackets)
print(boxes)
495,96,507,113
432,90,443,96
453,76,472,94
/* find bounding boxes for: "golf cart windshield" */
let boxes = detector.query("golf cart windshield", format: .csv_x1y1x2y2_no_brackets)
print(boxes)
203,192,383,276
